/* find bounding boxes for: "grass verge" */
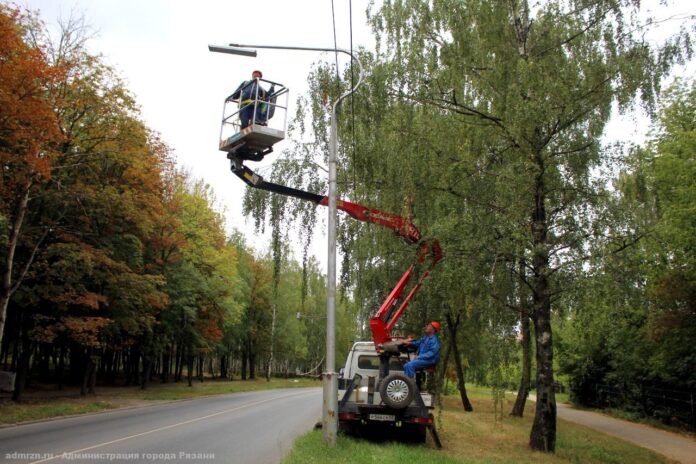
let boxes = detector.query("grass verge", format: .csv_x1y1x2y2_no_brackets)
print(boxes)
593,406,696,439
284,386,669,464
119,377,318,401
0,400,117,425
0,377,319,425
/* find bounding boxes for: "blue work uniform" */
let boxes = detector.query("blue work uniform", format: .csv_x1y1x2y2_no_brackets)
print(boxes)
228,79,273,129
403,334,440,378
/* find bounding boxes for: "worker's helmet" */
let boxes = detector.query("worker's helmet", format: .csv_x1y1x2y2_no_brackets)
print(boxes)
430,321,441,332
252,70,263,78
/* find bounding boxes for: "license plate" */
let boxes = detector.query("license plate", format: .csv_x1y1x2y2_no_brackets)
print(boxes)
369,413,396,422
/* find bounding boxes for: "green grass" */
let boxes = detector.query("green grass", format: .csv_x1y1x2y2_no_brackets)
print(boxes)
284,431,462,464
128,377,318,401
0,401,117,425
595,407,696,439
0,377,319,425
554,391,570,404
284,392,670,464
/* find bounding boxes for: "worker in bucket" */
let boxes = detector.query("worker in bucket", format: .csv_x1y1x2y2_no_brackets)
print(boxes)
227,70,274,129
402,321,441,378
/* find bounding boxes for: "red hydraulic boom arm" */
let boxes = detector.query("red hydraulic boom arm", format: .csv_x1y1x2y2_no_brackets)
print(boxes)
233,164,442,349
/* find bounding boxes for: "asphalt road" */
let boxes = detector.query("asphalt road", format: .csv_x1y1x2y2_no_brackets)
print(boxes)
0,387,321,464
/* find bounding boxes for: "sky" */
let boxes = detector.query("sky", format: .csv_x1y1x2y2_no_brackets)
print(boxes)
20,0,696,272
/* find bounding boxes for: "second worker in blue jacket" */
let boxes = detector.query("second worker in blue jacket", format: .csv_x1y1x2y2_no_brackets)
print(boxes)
403,321,441,378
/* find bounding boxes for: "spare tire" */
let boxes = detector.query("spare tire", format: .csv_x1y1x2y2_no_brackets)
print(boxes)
379,373,415,409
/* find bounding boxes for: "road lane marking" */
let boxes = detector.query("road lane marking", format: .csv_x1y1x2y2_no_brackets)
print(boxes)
28,389,318,463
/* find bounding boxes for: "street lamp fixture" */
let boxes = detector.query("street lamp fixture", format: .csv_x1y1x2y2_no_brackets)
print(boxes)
207,44,257,57
209,42,363,447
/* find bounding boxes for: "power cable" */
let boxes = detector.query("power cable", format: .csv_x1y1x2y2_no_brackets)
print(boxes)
330,0,341,85
349,0,356,194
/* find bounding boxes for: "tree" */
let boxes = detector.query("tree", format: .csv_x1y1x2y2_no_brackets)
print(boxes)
365,0,690,451
560,80,696,416
643,80,696,390
1,5,263,396
0,5,65,347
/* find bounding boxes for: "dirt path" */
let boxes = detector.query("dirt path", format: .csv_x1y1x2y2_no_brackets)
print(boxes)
530,395,696,463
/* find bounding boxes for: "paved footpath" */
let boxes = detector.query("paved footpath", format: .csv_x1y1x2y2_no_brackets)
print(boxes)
531,395,696,464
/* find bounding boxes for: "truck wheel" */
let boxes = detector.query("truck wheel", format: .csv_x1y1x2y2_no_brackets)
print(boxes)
379,373,415,409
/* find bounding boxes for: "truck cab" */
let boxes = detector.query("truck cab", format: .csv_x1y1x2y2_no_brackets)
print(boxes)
337,341,440,445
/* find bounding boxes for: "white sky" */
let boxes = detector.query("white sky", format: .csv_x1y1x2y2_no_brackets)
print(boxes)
22,0,695,273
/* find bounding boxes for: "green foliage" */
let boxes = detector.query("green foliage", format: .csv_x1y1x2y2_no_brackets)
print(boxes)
1,6,339,395
284,431,462,464
0,401,117,425
559,80,696,426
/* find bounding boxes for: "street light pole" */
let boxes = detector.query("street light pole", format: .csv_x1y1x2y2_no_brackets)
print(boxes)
209,43,363,446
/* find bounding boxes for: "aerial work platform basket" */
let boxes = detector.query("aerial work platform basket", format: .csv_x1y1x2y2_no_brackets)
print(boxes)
219,78,289,162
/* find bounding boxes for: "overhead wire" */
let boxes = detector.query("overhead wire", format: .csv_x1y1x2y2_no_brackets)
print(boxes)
349,0,356,195
330,0,341,85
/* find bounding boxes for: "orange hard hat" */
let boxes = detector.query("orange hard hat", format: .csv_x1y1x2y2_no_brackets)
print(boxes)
252,70,263,78
430,321,441,332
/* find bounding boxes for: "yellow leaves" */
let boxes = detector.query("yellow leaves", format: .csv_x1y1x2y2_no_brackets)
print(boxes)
54,291,107,310
0,5,65,185
29,314,113,348
63,316,113,348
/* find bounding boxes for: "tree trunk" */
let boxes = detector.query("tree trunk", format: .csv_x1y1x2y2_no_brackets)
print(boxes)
56,344,66,390
37,344,50,382
1,332,8,370
220,354,228,380
98,349,107,378
241,341,248,380
105,350,117,385
123,349,132,386
175,344,183,382
186,350,194,387
11,322,32,402
249,349,256,380
81,350,94,396
529,158,557,452
0,180,32,348
141,355,151,390
266,302,277,382
88,355,97,394
110,350,121,385
446,313,473,411
511,309,532,417
10,333,19,371
161,346,171,383
128,347,141,387
433,322,453,406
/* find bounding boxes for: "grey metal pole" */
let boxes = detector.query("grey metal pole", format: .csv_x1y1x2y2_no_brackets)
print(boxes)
209,42,363,446
323,107,339,445
323,55,362,446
